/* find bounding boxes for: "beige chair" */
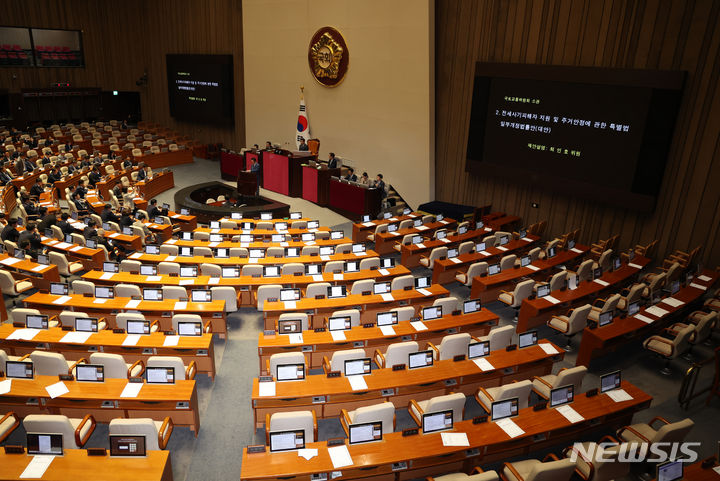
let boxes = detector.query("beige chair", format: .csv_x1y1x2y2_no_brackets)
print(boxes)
306,282,331,299
0,271,33,305
532,366,587,400
340,401,395,436
642,272,666,299
391,275,415,291
420,247,447,269
499,279,535,320
367,224,388,242
408,392,465,426
499,254,517,271
193,246,212,257
617,283,645,311
119,260,141,273
115,283,141,298
456,262,488,285
546,271,567,291
574,259,594,283
587,294,620,322
350,279,375,295
265,411,317,444
89,353,144,379
593,249,613,271
11,308,59,328
685,310,718,339
433,297,460,314
428,333,471,360
116,312,158,333
330,309,361,328
547,304,591,351
200,263,221,277
267,352,306,378
390,306,415,322
58,310,107,330
375,341,419,368
147,356,196,380
477,325,515,351
428,469,499,481
563,439,632,481
242,264,263,277
281,263,305,276
394,234,415,252
172,314,209,334
211,286,237,312
158,262,180,276
616,417,694,451
322,348,367,374
163,286,188,300
49,251,83,277
358,257,380,270
256,285,282,311
29,351,81,376
23,414,96,449
458,241,475,255
476,379,533,413
501,456,575,481
643,324,695,375
109,417,173,450
0,412,20,444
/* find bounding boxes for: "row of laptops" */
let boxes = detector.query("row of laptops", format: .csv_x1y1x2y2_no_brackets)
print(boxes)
273,276,432,303
22,312,205,337
174,230,343,244
146,243,365,258
221,211,304,222
25,433,150,457
49,281,213,302
4,360,177,384
362,208,413,222
206,218,315,232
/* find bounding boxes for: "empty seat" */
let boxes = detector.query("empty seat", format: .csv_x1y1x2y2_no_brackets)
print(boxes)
265,411,317,444
267,352,306,378
211,286,237,312
532,366,587,400
340,402,395,437
147,356,196,380
476,325,514,351
256,285,282,310
456,262,488,285
322,348,367,373
408,392,465,426
501,457,575,481
428,333,471,360
89,353,144,379
476,379,533,413
109,417,173,450
374,341,418,369
390,275,414,291
23,414,96,449
546,304,591,351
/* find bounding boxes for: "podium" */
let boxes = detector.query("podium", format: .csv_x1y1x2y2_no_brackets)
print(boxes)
329,178,383,220
220,151,244,181
302,165,340,205
237,171,259,196
262,150,316,197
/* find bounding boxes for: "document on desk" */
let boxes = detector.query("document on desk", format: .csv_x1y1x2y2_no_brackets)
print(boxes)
662,297,685,308
208,242,219,247
298,448,318,461
165,256,177,261
526,265,540,271
304,241,316,246
410,321,428,331
0,257,21,266
7,328,40,341
415,243,426,249
56,242,73,249
538,343,559,355
635,314,655,324
354,252,364,257
208,277,220,285
605,389,633,403
362,222,375,227
129,252,142,259
19,455,55,479
287,333,303,344
348,375,368,391
122,334,141,346
174,301,187,310
333,273,344,281
450,258,463,264
166,238,177,244
45,381,69,399
556,405,584,423
628,263,643,269
593,279,610,287
496,246,508,252
473,358,495,372
93,298,107,304
0,379,12,395
379,325,396,336
697,274,712,282
70,245,83,252
32,264,47,272
416,225,429,231
120,382,143,398
145,275,162,282
100,272,115,280
479,251,491,256
416,288,432,296
60,331,92,344
496,418,525,438
380,293,394,302
645,306,669,317
544,296,561,305
441,432,469,447
52,295,71,305
330,330,346,341
570,247,584,253
320,255,331,261
258,381,276,397
125,299,142,309
163,335,180,347
179,279,194,286
378,268,390,276
440,238,451,243
284,301,297,309
280,242,289,247
689,282,707,291
312,275,324,282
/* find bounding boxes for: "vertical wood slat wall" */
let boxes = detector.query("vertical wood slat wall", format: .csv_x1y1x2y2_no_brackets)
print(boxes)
436,0,720,268
0,0,246,150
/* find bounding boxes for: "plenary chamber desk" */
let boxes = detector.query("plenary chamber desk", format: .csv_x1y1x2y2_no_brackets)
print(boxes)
302,164,340,206
263,150,315,197
241,381,651,481
329,178,383,220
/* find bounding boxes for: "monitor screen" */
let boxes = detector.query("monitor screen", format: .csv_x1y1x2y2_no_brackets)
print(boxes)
520,256,531,267
344,358,371,376
612,257,622,271
362,215,371,222
468,341,490,359
75,364,104,382
327,285,347,299
436,230,446,240
598,310,614,327
499,235,509,246
209,221,220,229
409,350,434,369
275,222,288,231
278,319,302,334
600,371,622,393
328,316,351,331
276,363,305,381
180,266,198,277
126,320,150,335
290,212,302,220
86,239,97,249
191,289,212,302
26,314,48,329
50,283,68,295
260,213,272,220
381,258,395,268
491,397,519,421
547,247,557,259
146,366,175,384
387,223,398,232
109,435,147,457
518,331,538,348
593,267,603,279
37,254,49,265
476,242,486,252
5,360,34,379
372,282,391,295
549,385,574,408
383,213,392,219
210,234,223,242
422,410,453,434
177,321,202,336
241,222,254,230
95,286,114,299
180,246,193,257
436,214,444,221
476,221,484,229
180,208,190,215
286,247,300,257
413,219,422,227
222,266,239,278
215,248,229,258
305,264,321,275
139,264,157,276
376,311,398,326
463,299,481,314
348,421,382,444
628,301,640,316
668,280,680,295
488,263,501,275
231,212,242,220
75,317,98,332
269,430,305,452
330,231,344,240
122,227,133,235
65,234,73,243
249,249,265,259
271,234,284,242
145,244,160,255
344,261,359,272
656,461,683,481
162,203,170,210
13,248,25,260
568,239,576,249
319,246,334,256
568,274,578,290
143,288,163,301
412,235,423,245
27,433,63,456
241,234,254,243
263,266,280,277
415,276,431,288
301,233,315,241
280,288,300,302
103,262,119,273
422,306,442,321
458,225,468,235
536,284,550,298
181,231,192,240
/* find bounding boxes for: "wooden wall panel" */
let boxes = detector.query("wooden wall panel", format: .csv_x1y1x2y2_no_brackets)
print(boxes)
436,0,720,268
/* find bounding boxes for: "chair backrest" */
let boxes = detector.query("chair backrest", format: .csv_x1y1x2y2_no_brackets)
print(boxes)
269,352,306,378
72,280,95,295
670,325,695,358
119,260,141,273
281,263,305,276
29,351,69,376
693,311,717,342
390,275,414,291
163,286,188,302
10,308,42,324
647,272,666,292
147,356,187,380
359,257,380,270
306,282,331,298
58,310,90,328
0,270,20,294
200,263,221,277
652,418,694,444
159,245,178,256
500,254,517,271
350,279,375,295
158,262,180,276
383,341,419,368
626,283,645,305
301,246,319,256
576,259,594,282
425,392,465,423
257,285,282,310
511,279,535,307
324,261,344,274
388,306,415,322
466,262,488,280
600,294,621,313
330,348,367,372
89,352,130,379
458,241,474,255
194,247,212,257
335,243,352,255
483,235,497,247
331,309,361,327
437,333,471,360
242,264,263,276
493,379,533,409
172,314,202,332
48,251,71,276
567,304,592,334
433,297,459,314
426,247,448,268
115,312,146,331
488,325,515,350
194,232,209,241
350,402,395,435
23,415,80,449
554,366,587,392
589,443,632,481
548,271,567,291
211,286,237,312
115,283,141,298
398,220,413,230
665,262,682,282
525,458,576,481
109,418,161,450
269,411,315,443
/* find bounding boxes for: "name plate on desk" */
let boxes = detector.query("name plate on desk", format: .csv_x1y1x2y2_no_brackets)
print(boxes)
247,445,267,454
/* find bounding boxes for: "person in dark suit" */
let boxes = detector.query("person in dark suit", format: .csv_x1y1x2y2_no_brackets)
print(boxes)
298,138,309,151
264,141,273,151
23,157,35,172
1,218,20,242
57,212,73,236
37,209,56,233
343,167,358,182
374,173,387,198
122,157,133,169
119,209,134,229
74,179,87,199
72,192,90,216
14,157,25,176
88,166,102,186
0,166,12,185
327,152,338,169
101,204,120,224
29,178,45,197
147,199,167,220
136,162,147,181
22,195,40,218
47,167,61,183
249,157,261,196
18,221,41,254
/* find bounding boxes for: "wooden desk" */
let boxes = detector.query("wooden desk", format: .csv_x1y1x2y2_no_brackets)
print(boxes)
329,179,383,220
143,222,173,242
0,374,199,434
262,284,450,330
67,221,143,252
258,309,500,373
0,450,173,481
486,214,520,231
352,213,422,243
432,236,540,285
240,381,651,480
469,245,590,303
374,219,458,256
650,461,720,480
95,166,141,201
135,149,193,169
126,250,380,268
0,253,60,291
191,226,331,238
262,150,315,197
0,324,216,380
41,237,106,271
167,211,197,231
516,256,652,333
400,227,494,267
135,171,175,200
22,293,228,339
1,184,18,216
166,236,352,250
576,269,719,367
252,341,563,427
302,165,340,205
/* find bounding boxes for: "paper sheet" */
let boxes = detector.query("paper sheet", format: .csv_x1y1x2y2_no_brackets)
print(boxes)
380,293,394,302
479,251,491,256
333,273,344,281
93,298,107,304
0,257,21,266
174,301,188,310
473,358,494,372
635,314,655,324
330,330,346,341
129,252,142,259
20,455,55,479
379,325,396,336
348,375,368,391
416,225,429,231
100,272,114,280
208,277,220,285
521,237,533,242
416,288,432,296
125,299,142,308
689,282,707,291
120,382,143,398
179,279,194,286
298,448,318,461
311,274,324,282
496,418,525,438
538,343,559,355
440,238,451,243
410,321,428,331
556,405,585,423
70,245,83,252
441,432,470,447
544,296,561,304
320,255,331,261
697,274,711,282
258,382,276,397
32,265,47,272
496,246,508,252
450,258,463,264
362,222,375,227
166,239,177,244
52,295,71,305
378,268,390,276
571,247,583,253
146,276,162,282
288,333,303,344
662,297,685,308
163,335,180,346
122,334,141,346
60,331,92,344
645,306,669,317
0,379,11,395
284,301,297,309
415,243,426,249
7,328,40,341
165,256,177,261
593,279,609,286
606,389,633,403
45,381,69,399
628,263,643,269
527,265,540,271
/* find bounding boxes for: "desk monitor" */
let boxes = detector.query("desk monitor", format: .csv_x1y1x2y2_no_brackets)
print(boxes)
26,314,49,329
344,260,359,272
180,208,190,216
422,306,442,321
76,364,104,382
191,289,212,302
518,229,527,238
422,410,453,434
520,255,531,267
126,320,150,335
308,220,319,229
387,223,398,233
50,282,69,296
373,281,391,295
263,265,280,277
499,235,510,246
409,350,434,369
278,318,302,334
285,247,300,257
110,434,147,457
612,257,622,271
103,262,119,273
381,257,395,268
210,234,223,242
536,284,550,298
362,215,371,222
656,461,683,481
436,214,444,221
86,239,97,249
301,232,315,242
376,311,398,327
249,248,265,259
143,288,163,301
488,263,501,275
27,433,63,456
37,253,49,265
13,248,24,260
413,219,423,227
6,360,34,379
276,363,305,381
491,397,519,421
280,288,301,302
241,222,254,230
447,248,459,259
549,385,574,408
122,227,133,235
330,230,344,240
290,212,302,220
627,301,640,316
457,225,468,235
221,266,239,278
412,235,423,245
593,267,603,279
162,203,170,211
305,264,321,275
43,228,54,238
177,321,203,336
139,264,157,276
260,212,272,220
75,317,98,332
598,310,614,327
209,221,220,229
240,234,254,243
468,340,490,359
95,286,114,299
518,330,538,348
349,421,382,444
181,231,192,240
275,222,288,231
179,266,198,277
415,276,431,289
344,358,371,376
179,246,193,257
476,221,485,229
319,246,334,256
436,230,447,240
215,248,229,258
568,274,578,290
327,285,347,299
269,430,305,452
666,280,680,295
600,370,622,393
463,299,482,314
146,366,175,384
145,244,160,255
100,222,111,232
271,234,284,243
402,208,411,215
475,241,486,252
328,316,351,331
383,212,392,219
230,212,242,220
70,212,78,220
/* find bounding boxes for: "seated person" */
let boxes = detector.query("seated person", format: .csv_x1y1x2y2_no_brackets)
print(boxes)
18,221,42,256
47,167,62,183
88,166,103,186
147,199,167,219
36,207,55,233
72,191,90,216
101,204,120,224
136,162,148,181
122,157,133,169
57,212,74,236
21,194,40,218
298,138,309,151
29,178,46,197
343,167,358,182
1,218,20,242
74,179,88,199
119,208,134,229
133,213,156,244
